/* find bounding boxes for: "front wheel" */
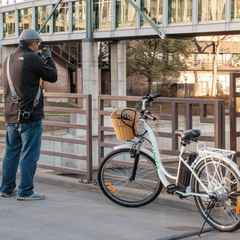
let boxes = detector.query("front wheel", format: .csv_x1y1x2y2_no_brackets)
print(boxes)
98,148,162,207
193,158,240,232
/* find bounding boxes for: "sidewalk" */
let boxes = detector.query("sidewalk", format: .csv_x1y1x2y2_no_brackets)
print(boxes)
0,169,240,240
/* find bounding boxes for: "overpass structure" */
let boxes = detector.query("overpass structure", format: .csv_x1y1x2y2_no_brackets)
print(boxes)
0,0,239,46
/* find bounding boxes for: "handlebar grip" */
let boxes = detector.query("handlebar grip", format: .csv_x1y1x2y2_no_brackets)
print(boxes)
146,112,156,121
153,93,161,98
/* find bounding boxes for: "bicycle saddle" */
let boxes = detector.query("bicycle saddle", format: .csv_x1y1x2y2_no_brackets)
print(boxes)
175,129,201,140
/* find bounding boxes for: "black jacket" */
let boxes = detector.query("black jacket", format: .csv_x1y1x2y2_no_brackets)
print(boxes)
3,44,58,123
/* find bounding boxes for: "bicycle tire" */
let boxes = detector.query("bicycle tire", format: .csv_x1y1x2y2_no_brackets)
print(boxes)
98,148,163,207
193,158,240,232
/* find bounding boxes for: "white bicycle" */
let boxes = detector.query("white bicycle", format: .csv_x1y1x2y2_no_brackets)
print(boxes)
98,94,240,232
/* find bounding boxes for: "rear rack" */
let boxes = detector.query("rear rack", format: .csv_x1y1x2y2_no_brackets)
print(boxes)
197,142,235,161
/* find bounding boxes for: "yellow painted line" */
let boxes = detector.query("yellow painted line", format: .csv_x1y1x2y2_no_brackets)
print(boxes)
236,202,240,215
108,182,115,192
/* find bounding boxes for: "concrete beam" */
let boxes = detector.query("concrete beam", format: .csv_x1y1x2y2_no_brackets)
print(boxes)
32,6,36,30
15,9,19,38
110,41,126,108
82,40,98,135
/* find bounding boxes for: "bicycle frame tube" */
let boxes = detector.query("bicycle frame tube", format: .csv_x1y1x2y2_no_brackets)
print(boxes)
143,121,210,195
142,121,172,187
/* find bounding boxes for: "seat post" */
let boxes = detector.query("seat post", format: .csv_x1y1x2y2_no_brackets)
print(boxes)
180,144,186,155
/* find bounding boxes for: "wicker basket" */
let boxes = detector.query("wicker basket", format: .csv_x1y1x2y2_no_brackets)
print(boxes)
110,108,138,141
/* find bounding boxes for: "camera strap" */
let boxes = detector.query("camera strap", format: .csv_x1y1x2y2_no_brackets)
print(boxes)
6,54,41,108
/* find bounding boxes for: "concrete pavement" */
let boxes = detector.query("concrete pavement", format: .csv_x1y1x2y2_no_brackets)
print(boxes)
0,170,240,240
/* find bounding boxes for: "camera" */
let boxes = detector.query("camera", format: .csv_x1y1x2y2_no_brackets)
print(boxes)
18,110,32,123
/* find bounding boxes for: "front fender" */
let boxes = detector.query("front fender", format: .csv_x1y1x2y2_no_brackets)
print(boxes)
113,144,154,158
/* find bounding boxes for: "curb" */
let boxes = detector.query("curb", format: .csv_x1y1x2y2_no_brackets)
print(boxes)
0,163,101,193
0,164,194,207
34,170,100,192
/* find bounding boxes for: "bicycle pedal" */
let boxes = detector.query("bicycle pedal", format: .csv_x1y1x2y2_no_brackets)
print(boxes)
167,184,177,194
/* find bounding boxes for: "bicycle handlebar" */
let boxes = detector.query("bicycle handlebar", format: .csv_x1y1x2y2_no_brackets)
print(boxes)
142,93,161,102
145,111,156,121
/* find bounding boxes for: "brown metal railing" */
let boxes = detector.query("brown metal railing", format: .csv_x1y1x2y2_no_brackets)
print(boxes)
49,45,78,70
230,72,240,164
0,92,93,182
98,95,225,170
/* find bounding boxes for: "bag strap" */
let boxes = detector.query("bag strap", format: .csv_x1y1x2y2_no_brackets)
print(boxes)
6,54,41,108
33,86,41,107
7,54,19,105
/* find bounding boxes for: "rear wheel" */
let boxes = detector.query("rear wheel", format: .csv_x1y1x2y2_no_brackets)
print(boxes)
193,158,240,232
98,148,162,207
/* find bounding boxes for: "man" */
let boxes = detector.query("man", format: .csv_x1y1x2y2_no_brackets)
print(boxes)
0,29,58,200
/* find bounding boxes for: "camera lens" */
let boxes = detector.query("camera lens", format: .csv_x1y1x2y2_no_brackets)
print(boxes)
22,111,30,119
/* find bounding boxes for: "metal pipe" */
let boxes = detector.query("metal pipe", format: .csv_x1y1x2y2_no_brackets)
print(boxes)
37,0,63,34
86,0,93,39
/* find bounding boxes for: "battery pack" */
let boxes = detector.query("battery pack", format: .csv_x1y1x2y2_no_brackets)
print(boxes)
177,151,198,192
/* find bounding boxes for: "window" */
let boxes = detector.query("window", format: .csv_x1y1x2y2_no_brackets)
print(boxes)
54,3,69,32
3,11,15,38
19,8,32,35
141,0,163,26
168,0,192,23
198,0,226,21
36,6,50,33
116,0,136,28
232,0,240,19
93,0,111,29
73,1,86,31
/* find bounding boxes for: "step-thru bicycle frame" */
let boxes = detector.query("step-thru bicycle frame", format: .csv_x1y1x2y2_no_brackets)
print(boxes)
98,94,240,232
114,98,238,199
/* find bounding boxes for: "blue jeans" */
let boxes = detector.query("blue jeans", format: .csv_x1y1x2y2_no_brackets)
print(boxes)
0,119,42,197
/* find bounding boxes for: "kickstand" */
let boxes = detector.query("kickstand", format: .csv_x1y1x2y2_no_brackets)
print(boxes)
198,199,215,237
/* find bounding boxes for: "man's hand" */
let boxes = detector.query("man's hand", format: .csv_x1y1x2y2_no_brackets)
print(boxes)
42,46,51,60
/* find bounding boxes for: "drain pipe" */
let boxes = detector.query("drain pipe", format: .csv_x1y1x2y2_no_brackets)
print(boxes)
37,0,63,34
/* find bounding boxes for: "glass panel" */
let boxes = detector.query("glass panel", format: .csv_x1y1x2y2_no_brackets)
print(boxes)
169,0,192,23
73,1,86,31
19,8,32,35
99,0,111,29
236,77,240,93
116,0,136,28
232,0,240,19
93,0,111,29
93,0,99,29
54,3,69,32
36,5,50,33
168,0,176,23
141,0,163,26
3,11,15,38
198,0,225,21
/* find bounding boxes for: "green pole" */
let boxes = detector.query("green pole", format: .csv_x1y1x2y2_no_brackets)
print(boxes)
86,0,93,39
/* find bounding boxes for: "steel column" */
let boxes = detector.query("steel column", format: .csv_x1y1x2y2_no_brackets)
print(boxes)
86,0,93,40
